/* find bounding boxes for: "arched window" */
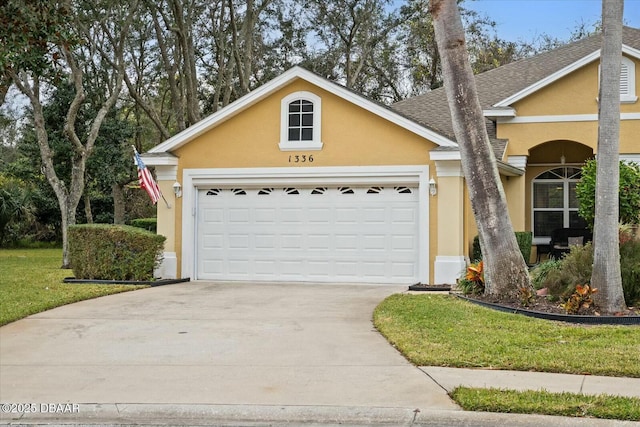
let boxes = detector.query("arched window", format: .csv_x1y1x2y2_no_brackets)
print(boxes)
532,167,587,243
279,91,323,151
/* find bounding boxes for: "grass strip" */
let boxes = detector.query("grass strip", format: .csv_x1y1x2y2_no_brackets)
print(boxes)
373,294,640,377
0,249,145,326
451,387,640,421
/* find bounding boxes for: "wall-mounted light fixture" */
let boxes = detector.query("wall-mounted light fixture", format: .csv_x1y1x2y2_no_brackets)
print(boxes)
429,177,437,196
173,181,182,198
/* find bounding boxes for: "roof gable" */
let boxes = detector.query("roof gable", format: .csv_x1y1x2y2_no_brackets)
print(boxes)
149,66,457,155
494,44,640,108
392,26,640,140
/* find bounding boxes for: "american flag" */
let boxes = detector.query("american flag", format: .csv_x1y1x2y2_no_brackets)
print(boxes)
134,150,162,204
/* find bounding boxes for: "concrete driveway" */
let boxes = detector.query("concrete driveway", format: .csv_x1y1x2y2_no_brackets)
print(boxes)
0,282,457,422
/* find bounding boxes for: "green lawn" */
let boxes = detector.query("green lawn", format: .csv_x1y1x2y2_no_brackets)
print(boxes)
452,388,640,421
374,293,640,421
373,294,640,377
0,248,143,326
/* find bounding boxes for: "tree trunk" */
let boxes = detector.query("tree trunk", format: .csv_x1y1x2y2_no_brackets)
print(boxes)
592,0,626,314
84,193,93,224
430,0,531,298
112,183,126,224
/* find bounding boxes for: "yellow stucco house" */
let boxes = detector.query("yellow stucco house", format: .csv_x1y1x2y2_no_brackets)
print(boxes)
143,27,640,285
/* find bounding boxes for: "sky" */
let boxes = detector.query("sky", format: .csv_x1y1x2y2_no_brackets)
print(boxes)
464,0,640,42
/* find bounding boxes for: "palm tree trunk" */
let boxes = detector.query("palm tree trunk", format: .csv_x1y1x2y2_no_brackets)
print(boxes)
592,0,626,313
430,0,531,298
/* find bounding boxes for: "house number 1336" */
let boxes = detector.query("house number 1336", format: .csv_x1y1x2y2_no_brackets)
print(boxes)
289,155,314,163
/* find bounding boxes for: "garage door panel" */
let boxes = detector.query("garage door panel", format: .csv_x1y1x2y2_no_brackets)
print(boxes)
308,208,331,223
392,262,416,278
255,208,277,223
362,235,387,251
307,234,330,249
228,234,250,249
281,208,304,223
201,260,224,275
334,261,359,278
196,184,422,283
229,259,252,274
335,208,359,224
392,235,416,251
335,234,358,251
228,208,250,223
202,208,224,224
254,234,276,250
362,207,387,223
281,234,304,250
201,234,224,249
391,207,417,223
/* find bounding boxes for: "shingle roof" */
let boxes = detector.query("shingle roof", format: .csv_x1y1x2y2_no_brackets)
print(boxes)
392,26,640,148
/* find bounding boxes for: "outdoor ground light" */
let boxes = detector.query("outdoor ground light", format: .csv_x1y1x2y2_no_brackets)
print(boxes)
173,181,182,198
429,177,437,196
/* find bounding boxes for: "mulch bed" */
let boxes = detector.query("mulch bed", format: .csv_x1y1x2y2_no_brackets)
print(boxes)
455,293,640,325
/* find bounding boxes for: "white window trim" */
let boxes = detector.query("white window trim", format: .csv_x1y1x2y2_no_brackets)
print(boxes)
279,91,323,151
531,168,582,245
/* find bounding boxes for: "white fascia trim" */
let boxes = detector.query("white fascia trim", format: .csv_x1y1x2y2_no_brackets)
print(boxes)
155,165,178,181
483,108,516,118
140,154,179,166
498,112,640,124
181,165,430,283
507,155,528,169
494,51,601,108
429,150,461,161
434,160,463,177
621,154,640,163
150,67,457,154
623,45,640,58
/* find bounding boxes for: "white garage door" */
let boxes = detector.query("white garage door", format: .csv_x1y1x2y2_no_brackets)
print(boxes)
195,185,420,283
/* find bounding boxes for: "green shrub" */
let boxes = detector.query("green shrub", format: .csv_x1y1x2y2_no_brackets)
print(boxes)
576,160,640,227
542,243,594,301
529,258,562,290
620,238,640,307
69,224,165,281
541,239,640,307
472,232,533,263
129,217,157,233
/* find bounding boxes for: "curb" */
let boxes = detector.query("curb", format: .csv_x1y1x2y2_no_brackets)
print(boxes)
1,404,636,427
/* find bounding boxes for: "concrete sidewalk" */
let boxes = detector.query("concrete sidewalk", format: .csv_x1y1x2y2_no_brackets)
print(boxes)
1,282,638,426
422,366,640,398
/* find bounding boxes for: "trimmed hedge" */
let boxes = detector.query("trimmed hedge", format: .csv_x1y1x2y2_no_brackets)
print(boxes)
69,224,165,281
472,232,533,264
129,217,157,233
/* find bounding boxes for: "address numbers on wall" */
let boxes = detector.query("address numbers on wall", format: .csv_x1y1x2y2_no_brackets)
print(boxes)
288,154,314,163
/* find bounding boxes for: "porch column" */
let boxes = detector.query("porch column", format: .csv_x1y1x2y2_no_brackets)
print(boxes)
433,160,466,285
503,155,530,262
155,165,178,279
505,156,528,232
